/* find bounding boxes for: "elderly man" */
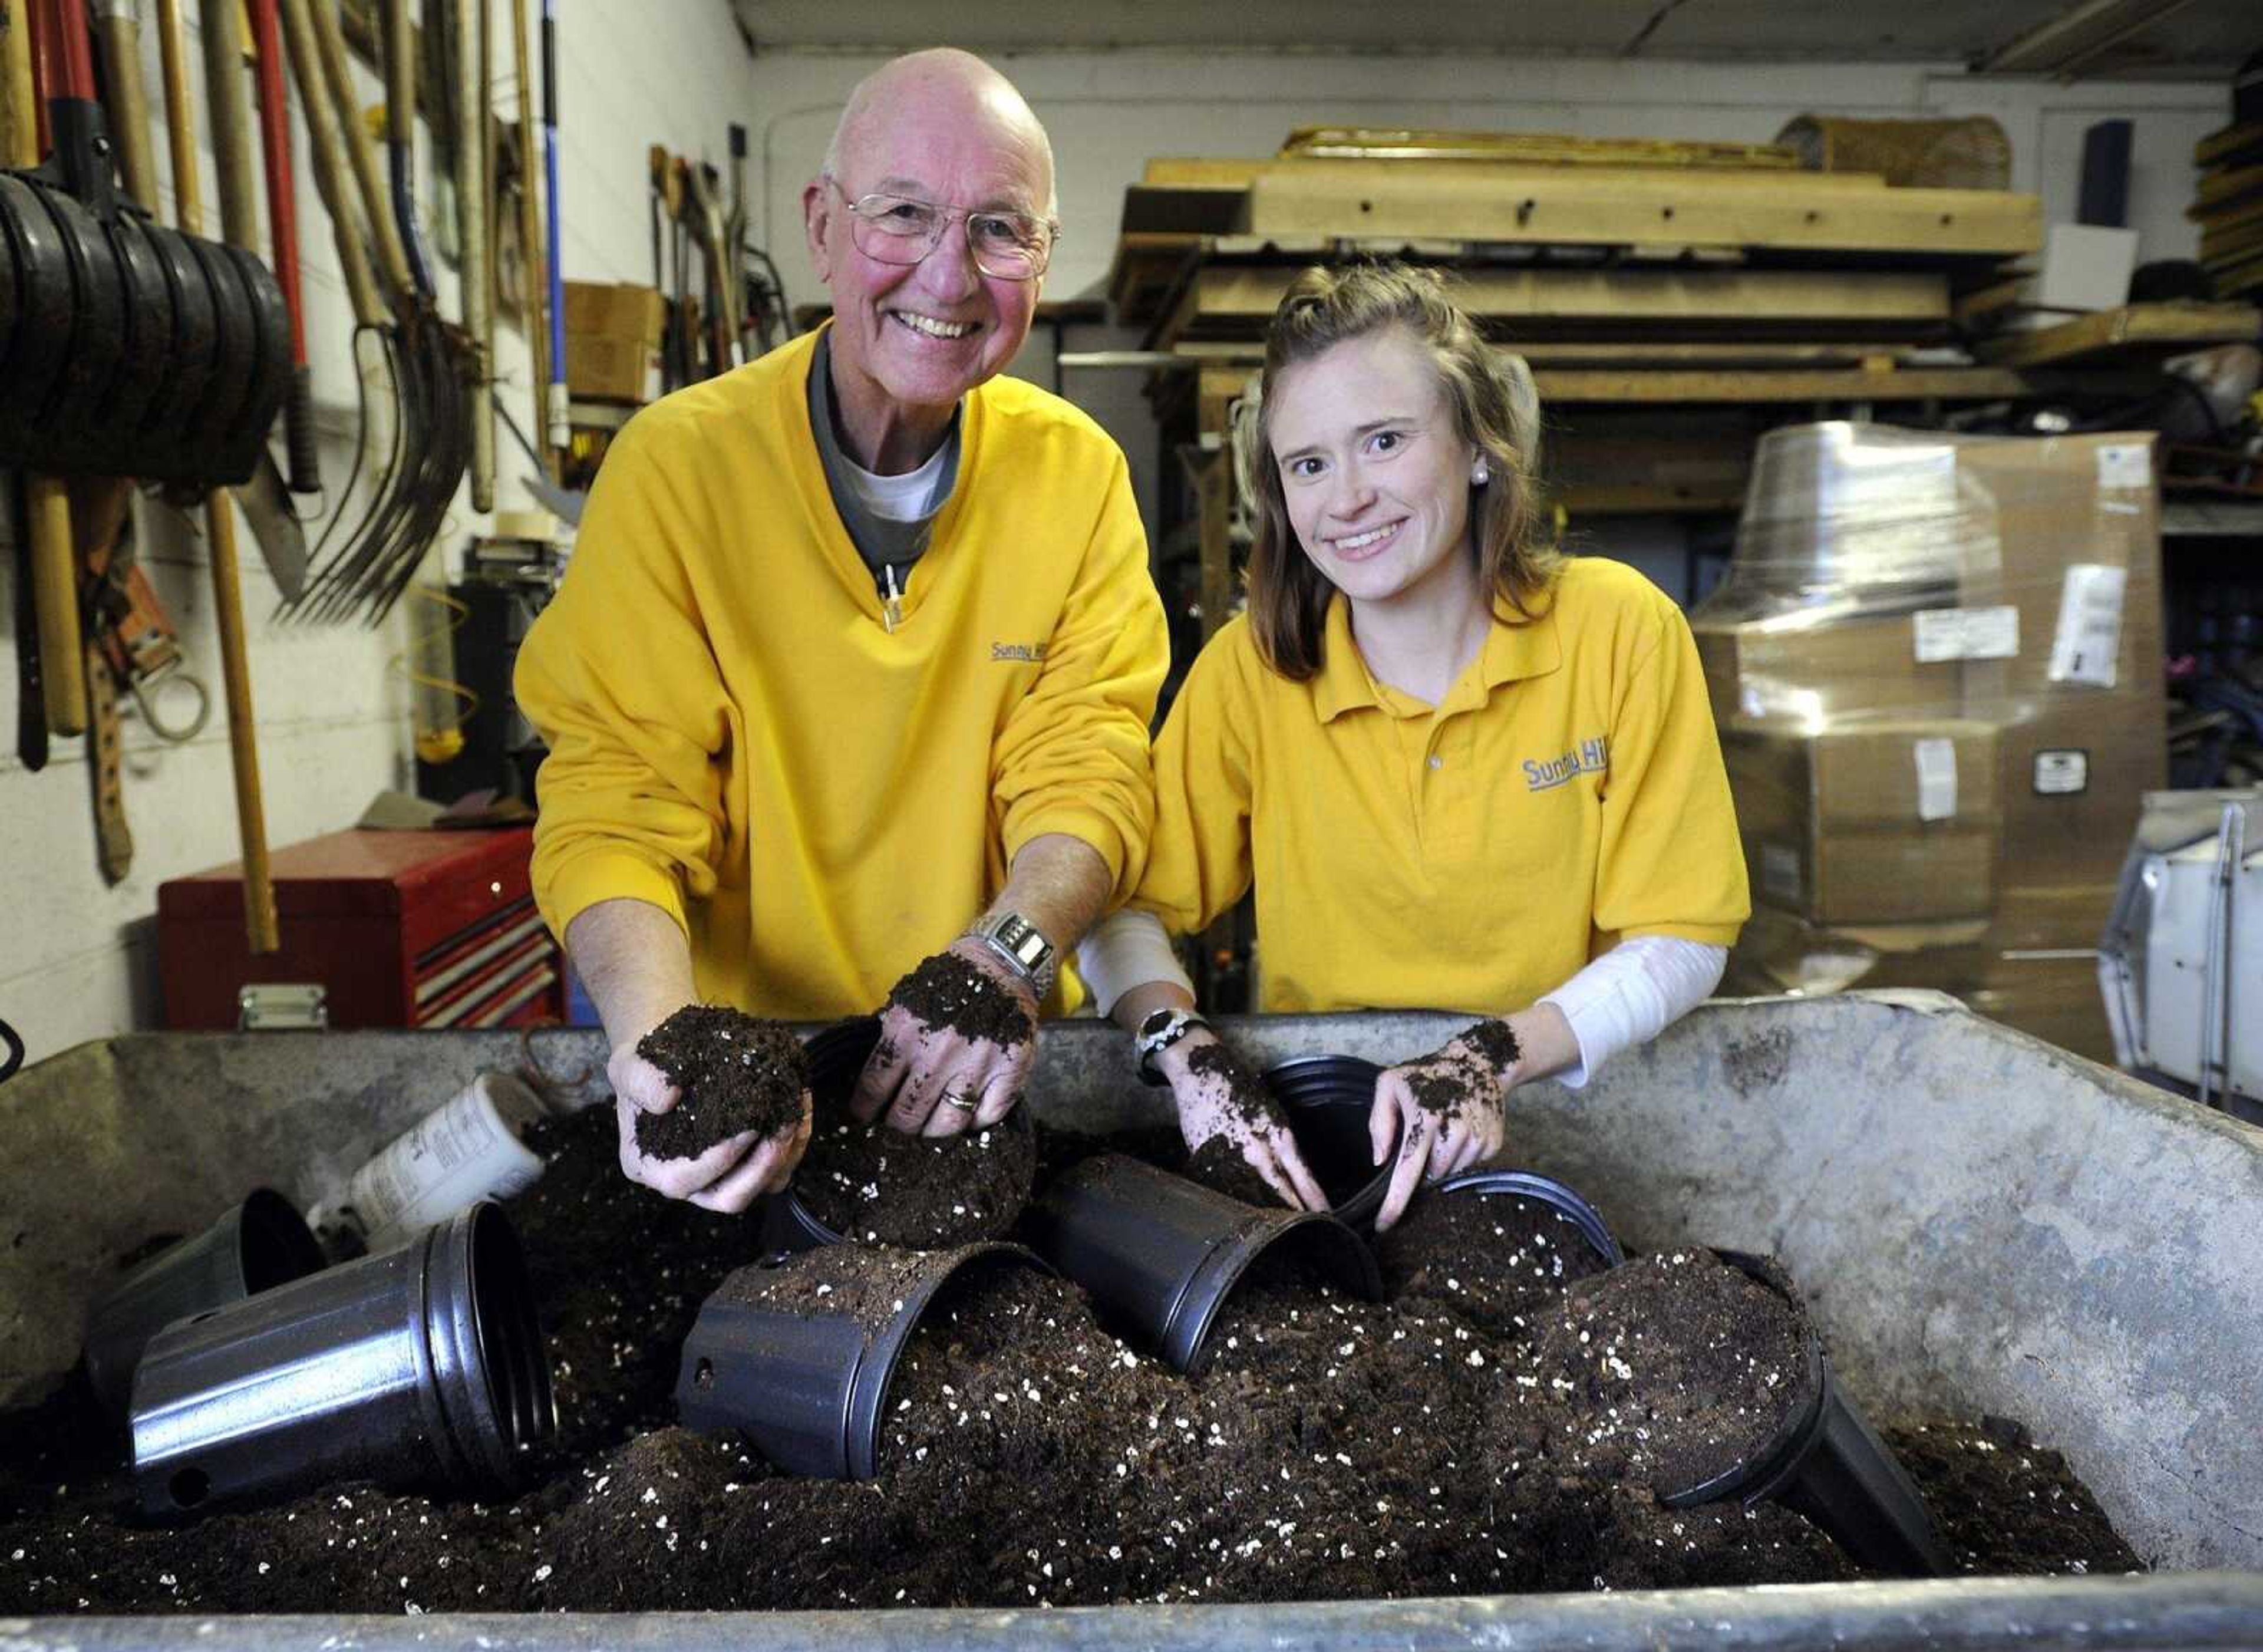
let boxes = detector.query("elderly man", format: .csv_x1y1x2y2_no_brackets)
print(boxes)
516,50,1167,1211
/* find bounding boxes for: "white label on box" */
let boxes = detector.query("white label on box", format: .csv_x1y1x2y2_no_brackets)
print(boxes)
1913,737,1958,822
2096,443,2152,490
1760,841,1803,902
1913,605,2019,663
2048,564,2126,688
2034,749,2090,796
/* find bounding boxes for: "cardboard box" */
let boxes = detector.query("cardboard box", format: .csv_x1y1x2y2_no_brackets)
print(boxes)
1951,432,2165,715
1746,823,1995,925
1693,609,1964,729
1962,950,2114,1063
563,281,667,404
1722,719,2001,833
1991,695,2165,916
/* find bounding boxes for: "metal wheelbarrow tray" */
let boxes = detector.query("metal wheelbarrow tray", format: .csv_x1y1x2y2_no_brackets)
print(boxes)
2,994,2259,1648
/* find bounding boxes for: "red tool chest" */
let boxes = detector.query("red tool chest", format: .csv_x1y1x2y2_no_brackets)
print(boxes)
158,827,566,1030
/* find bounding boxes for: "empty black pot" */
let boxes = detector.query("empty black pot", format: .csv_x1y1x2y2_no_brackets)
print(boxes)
1264,1053,1388,1228
128,1201,554,1518
1661,1251,1948,1577
81,1188,327,1419
758,1015,1033,1254
1023,1152,1382,1374
1431,1168,1627,1267
675,1240,1050,1479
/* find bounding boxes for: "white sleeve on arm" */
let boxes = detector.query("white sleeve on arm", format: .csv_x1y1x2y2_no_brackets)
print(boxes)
1536,935,1727,1090
1075,907,1195,1018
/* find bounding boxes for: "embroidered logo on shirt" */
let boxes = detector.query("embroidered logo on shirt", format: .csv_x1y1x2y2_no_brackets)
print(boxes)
1524,736,1609,792
991,642,1048,664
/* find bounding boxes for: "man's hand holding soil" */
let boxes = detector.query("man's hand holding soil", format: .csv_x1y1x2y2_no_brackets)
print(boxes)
850,941,1038,1137
850,834,1113,1139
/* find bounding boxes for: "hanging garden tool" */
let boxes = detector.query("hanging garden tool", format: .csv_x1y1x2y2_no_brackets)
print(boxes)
286,0,471,625
541,0,564,459
451,0,493,512
154,0,279,952
248,0,321,496
510,0,550,482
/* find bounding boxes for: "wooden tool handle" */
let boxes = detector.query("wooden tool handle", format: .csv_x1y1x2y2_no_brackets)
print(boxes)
8,0,87,737
279,0,382,327
197,0,258,251
310,0,412,298
89,1,159,210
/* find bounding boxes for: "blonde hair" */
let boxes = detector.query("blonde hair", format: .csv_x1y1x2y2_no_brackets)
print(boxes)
1243,262,1558,680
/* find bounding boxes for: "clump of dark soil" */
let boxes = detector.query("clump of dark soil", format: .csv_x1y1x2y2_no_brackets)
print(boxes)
1183,1136,1287,1208
634,1007,806,1161
0,1106,2141,1617
1377,1187,1613,1335
791,1107,1037,1248
889,950,1037,1046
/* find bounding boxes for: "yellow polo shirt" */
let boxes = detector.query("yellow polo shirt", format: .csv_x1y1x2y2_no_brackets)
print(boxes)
1132,556,1747,1014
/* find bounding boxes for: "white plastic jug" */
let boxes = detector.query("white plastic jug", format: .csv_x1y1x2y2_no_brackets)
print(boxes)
335,1071,556,1251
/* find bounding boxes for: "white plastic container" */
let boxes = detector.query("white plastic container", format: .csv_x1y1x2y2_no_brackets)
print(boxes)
330,1071,557,1251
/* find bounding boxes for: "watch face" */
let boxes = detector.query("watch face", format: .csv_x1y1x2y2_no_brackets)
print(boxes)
1138,1008,1176,1041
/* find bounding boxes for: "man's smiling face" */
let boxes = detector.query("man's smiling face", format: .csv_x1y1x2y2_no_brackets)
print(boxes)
806,75,1051,451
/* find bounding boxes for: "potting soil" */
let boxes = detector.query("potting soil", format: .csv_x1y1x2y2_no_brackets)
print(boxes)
792,1105,1037,1247
0,1102,2138,1614
633,1006,807,1160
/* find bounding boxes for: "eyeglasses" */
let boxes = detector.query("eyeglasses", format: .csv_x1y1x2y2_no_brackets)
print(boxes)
829,180,1058,282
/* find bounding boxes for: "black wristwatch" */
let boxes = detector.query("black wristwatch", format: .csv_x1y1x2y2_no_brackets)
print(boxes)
1134,1007,1208,1086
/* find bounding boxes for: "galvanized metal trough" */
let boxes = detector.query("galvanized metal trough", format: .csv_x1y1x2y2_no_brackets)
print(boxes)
3,992,2259,1647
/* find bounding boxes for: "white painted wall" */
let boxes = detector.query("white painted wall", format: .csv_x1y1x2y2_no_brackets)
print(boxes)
0,24,2229,1066
0,0,750,1065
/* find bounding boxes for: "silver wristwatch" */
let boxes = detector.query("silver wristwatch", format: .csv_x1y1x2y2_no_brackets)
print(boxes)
966,911,1058,1000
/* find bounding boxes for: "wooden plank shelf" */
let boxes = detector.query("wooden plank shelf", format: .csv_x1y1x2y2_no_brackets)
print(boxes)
1974,304,2261,369
1245,161,2041,259
1159,262,1951,348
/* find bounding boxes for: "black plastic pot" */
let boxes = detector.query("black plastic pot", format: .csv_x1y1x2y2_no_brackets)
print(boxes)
674,1240,1050,1479
1431,1168,1628,1267
1264,1053,1388,1228
81,1188,327,1419
1023,1152,1383,1374
1661,1251,1948,1577
128,1201,554,1518
758,1015,1032,1254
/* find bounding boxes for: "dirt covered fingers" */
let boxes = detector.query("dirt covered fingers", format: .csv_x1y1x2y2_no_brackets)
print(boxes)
852,943,1037,1137
1163,1033,1328,1212
1369,1018,1521,1231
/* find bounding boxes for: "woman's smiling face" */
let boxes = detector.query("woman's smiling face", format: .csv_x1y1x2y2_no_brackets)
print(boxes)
1267,328,1480,615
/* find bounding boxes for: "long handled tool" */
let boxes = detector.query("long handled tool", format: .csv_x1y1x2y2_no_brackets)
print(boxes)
247,0,320,496
509,0,549,483
286,0,470,624
157,0,278,953
6,0,85,738
540,0,563,457
451,0,491,511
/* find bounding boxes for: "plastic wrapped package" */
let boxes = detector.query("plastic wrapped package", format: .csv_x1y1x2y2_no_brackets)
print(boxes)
1699,423,2167,1061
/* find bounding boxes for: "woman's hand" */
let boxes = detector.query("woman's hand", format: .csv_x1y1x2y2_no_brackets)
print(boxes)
1369,1017,1526,1232
1160,1030,1329,1212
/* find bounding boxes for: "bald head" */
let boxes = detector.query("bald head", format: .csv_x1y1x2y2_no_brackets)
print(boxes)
822,49,1055,216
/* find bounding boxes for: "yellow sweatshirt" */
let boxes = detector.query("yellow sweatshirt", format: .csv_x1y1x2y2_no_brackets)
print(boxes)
516,329,1168,1019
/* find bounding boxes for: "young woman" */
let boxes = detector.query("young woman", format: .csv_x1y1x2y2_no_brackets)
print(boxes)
1080,263,1748,1229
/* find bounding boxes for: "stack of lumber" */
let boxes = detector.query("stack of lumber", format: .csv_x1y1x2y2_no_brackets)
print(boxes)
2192,122,2263,301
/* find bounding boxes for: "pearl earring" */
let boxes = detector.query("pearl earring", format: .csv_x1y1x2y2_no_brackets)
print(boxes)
1472,464,1490,486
